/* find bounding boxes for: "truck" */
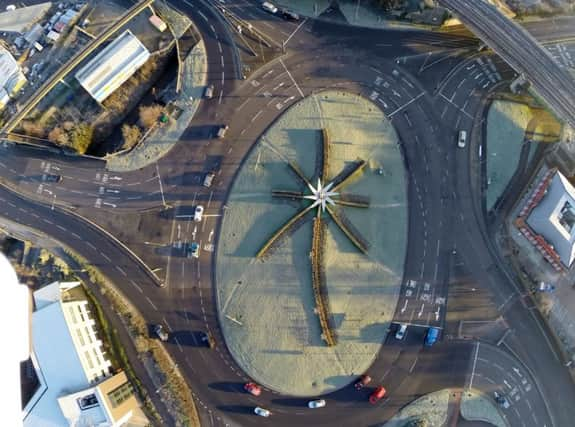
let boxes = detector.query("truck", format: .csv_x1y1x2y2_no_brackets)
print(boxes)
425,327,440,346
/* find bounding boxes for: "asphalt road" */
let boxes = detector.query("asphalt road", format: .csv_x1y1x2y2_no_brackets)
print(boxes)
1,1,575,426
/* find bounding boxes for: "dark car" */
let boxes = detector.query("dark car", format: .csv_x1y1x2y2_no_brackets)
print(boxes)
201,331,216,348
354,374,372,390
281,9,299,21
45,174,62,183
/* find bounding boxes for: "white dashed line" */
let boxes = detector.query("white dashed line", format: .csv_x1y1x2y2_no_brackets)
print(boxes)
116,266,127,276
146,296,158,310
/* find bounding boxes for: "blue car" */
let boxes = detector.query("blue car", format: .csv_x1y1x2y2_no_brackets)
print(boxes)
425,327,440,346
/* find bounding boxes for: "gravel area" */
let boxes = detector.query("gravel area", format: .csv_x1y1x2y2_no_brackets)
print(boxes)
461,389,507,427
383,389,452,427
107,39,207,172
216,91,407,396
485,100,534,210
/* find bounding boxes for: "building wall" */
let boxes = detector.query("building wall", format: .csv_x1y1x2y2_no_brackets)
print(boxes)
62,300,112,383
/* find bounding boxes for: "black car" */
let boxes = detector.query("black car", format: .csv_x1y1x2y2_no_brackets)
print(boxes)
281,9,299,21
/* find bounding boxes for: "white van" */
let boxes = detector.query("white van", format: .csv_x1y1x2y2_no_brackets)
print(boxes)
261,2,278,14
457,130,467,148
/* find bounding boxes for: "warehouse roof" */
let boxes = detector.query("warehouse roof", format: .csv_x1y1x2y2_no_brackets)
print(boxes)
75,30,150,103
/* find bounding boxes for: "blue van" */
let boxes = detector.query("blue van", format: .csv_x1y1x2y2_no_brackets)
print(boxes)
425,327,440,346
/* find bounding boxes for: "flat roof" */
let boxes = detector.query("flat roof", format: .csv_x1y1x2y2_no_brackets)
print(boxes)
75,30,150,103
527,171,575,267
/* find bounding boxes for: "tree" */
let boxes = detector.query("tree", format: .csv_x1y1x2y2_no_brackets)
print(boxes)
70,123,93,154
21,120,45,138
139,104,163,129
48,126,69,145
121,124,142,150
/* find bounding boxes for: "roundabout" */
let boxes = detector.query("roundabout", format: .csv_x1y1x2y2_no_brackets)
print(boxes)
216,91,407,396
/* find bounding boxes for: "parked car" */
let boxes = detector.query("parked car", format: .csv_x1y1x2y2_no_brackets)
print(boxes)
203,172,215,188
194,205,204,222
6,5,16,11
244,382,262,396
261,2,278,14
395,323,407,340
494,391,510,409
308,399,326,409
254,407,271,417
204,84,214,99
369,386,386,404
187,242,200,258
153,324,169,342
216,124,229,139
281,9,299,21
354,374,372,390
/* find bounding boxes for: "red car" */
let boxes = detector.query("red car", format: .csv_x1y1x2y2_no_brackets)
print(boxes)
369,386,386,404
354,375,372,390
244,382,262,396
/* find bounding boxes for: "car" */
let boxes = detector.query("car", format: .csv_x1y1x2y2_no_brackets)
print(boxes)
369,386,386,404
194,205,204,222
244,382,262,396
5,5,16,11
425,327,440,346
261,1,278,14
153,324,169,342
395,323,407,340
216,124,229,139
458,130,467,148
281,9,299,21
187,242,200,258
203,172,215,188
45,174,62,183
354,374,372,390
254,407,271,417
494,391,510,409
307,399,326,409
201,331,216,348
204,84,214,99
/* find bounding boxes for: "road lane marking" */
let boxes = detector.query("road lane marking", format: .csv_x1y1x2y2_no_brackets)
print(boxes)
283,17,307,47
279,59,304,98
470,341,480,388
130,280,143,293
116,266,127,276
146,296,157,310
388,92,424,117
101,253,111,262
251,110,263,122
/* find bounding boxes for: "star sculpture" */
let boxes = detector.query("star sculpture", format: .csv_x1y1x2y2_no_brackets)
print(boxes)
304,178,338,212
255,129,371,346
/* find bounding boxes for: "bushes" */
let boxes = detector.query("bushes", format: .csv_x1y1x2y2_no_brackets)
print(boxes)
139,104,163,129
21,120,46,138
121,124,142,150
47,122,94,154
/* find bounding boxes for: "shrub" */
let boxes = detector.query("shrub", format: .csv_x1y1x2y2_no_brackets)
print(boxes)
139,104,163,129
21,120,45,138
121,124,142,150
70,123,93,154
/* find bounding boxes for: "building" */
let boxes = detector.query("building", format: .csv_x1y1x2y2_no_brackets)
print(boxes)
75,30,151,103
0,46,27,108
515,169,575,272
23,281,147,427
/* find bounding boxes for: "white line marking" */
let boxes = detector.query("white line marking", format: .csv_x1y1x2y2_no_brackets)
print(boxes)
283,17,307,47
279,58,304,98
470,341,480,388
388,92,424,117
146,296,157,310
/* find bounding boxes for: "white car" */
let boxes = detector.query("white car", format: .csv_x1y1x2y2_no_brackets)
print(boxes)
308,399,326,409
5,5,16,11
254,407,271,417
261,2,278,14
395,324,407,340
194,205,204,222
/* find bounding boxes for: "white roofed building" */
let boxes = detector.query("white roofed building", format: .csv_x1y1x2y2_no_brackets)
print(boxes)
23,281,146,427
75,30,150,103
516,168,575,272
0,46,27,107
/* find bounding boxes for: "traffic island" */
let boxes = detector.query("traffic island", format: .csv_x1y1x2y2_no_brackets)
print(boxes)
216,91,407,396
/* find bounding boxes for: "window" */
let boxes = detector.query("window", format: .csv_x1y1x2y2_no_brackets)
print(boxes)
108,382,134,408
76,329,85,346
